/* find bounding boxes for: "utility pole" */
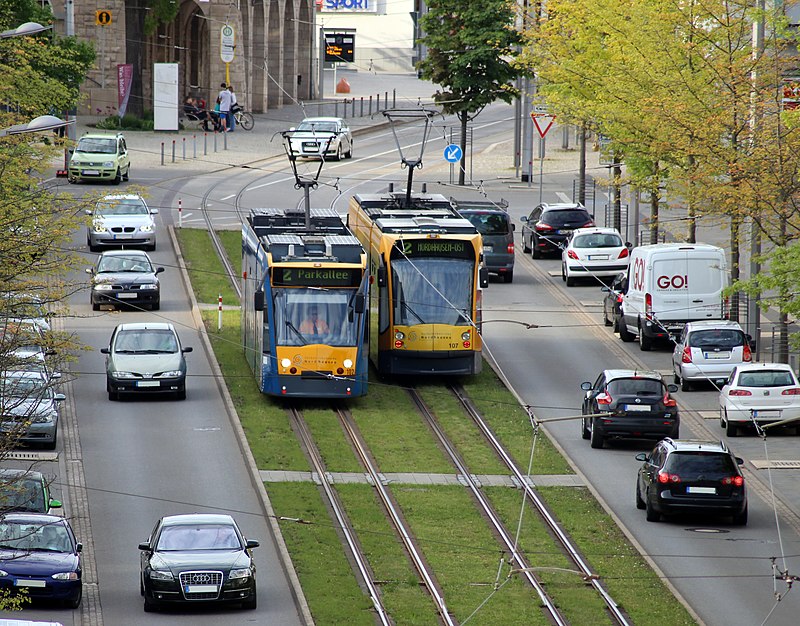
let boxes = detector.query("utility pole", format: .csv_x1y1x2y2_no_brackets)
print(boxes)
65,0,76,140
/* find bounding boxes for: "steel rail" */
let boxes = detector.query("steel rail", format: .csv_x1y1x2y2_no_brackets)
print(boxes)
287,406,391,626
335,406,457,626
406,389,568,626
450,385,632,626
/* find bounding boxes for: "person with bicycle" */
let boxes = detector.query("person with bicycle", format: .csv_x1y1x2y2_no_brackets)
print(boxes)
228,85,238,132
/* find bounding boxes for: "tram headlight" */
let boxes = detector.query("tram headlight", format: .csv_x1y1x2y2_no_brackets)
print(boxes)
343,359,353,369
281,358,291,368
461,331,471,341
394,331,405,340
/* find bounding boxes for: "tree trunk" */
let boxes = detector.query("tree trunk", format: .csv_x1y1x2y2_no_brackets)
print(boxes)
612,156,622,232
578,125,586,206
686,155,696,243
458,112,468,186
729,215,741,322
125,3,146,118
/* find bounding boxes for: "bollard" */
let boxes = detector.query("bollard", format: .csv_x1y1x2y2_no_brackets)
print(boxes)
178,198,182,228
193,134,197,159
160,142,165,166
392,89,396,107
360,97,364,117
213,131,217,152
182,137,186,160
204,132,208,156
223,128,228,150
368,95,372,116
171,140,176,163
218,294,223,331
385,91,388,110
351,98,355,117
334,100,339,117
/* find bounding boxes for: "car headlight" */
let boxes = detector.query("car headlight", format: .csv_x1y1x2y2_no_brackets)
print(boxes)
93,224,108,233
52,572,79,581
140,224,154,233
149,569,174,581
93,284,114,291
159,370,182,377
228,567,252,580
111,371,137,379
102,161,114,168
139,284,158,290
0,570,8,576
32,413,56,423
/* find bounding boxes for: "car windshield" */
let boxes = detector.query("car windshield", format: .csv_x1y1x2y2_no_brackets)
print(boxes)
607,378,663,396
273,288,358,347
1,376,50,398
665,452,737,478
98,254,152,273
463,213,509,235
738,370,795,387
0,478,45,513
156,524,241,550
76,138,117,154
543,209,592,227
96,199,148,216
0,520,72,552
297,121,338,133
114,329,178,353
573,233,622,248
689,329,745,349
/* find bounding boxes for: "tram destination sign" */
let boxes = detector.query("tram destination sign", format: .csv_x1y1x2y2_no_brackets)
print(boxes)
393,239,473,260
273,267,361,287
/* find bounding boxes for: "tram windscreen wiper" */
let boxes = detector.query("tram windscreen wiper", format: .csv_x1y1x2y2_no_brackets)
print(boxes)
285,320,307,345
401,300,426,324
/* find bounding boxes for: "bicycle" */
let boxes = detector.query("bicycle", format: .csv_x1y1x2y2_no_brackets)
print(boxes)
232,107,254,131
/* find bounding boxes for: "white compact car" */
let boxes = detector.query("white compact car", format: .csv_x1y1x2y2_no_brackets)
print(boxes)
673,320,752,391
719,362,800,436
561,227,629,286
288,117,353,160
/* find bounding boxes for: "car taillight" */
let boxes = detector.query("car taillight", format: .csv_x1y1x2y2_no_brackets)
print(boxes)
582,220,595,227
657,471,681,484
645,293,653,318
722,476,744,487
663,393,677,407
743,344,752,362
681,346,692,364
618,247,629,259
596,392,612,405
782,388,800,395
616,295,623,304
507,243,514,254
728,389,752,396
723,296,730,320
567,250,579,259
535,222,553,231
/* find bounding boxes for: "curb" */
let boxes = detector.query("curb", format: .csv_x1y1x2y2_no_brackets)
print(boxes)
168,225,314,625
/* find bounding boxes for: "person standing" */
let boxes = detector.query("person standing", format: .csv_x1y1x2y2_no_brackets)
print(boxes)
227,85,237,132
217,83,232,132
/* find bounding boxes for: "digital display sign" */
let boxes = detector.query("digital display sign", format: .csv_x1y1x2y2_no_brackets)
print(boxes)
391,239,474,260
273,267,361,287
324,32,355,63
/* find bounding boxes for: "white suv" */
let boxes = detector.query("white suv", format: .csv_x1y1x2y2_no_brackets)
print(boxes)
672,320,752,391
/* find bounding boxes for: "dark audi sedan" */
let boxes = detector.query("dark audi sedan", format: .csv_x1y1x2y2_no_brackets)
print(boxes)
581,369,679,449
635,438,747,524
139,513,259,612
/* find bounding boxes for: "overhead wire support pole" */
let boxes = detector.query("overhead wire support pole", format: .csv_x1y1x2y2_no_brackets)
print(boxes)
382,108,440,207
278,126,335,229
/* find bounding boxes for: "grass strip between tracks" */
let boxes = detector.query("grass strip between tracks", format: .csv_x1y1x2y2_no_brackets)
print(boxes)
180,228,696,626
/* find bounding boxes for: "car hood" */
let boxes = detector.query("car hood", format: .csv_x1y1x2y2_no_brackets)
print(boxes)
1,397,57,418
0,549,79,575
151,550,250,572
110,353,183,374
94,272,158,286
71,152,114,162
94,215,153,228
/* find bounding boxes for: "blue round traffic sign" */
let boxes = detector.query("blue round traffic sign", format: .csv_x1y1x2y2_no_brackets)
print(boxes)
443,144,463,163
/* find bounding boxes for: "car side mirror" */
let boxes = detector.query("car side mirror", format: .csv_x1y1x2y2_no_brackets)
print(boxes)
85,267,94,275
479,267,489,289
635,453,648,462
84,209,93,215
100,347,110,354
520,216,528,222
246,539,260,549
138,542,151,551
150,208,159,215
736,457,744,465
667,384,678,393
254,290,264,311
580,382,592,391
54,393,66,402
511,223,516,231
155,267,165,275
182,347,193,353
289,126,296,132
51,372,62,379
76,543,82,553
626,242,632,248
354,293,366,314
49,498,63,509
600,286,610,293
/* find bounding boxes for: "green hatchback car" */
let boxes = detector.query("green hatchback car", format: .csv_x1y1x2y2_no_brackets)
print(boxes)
68,132,131,184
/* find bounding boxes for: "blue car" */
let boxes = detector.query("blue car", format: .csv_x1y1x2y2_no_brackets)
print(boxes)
0,513,82,607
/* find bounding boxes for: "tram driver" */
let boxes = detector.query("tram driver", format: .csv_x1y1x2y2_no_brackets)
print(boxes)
299,306,330,337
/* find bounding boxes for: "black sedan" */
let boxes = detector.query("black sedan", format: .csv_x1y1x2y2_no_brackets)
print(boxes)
581,369,680,449
139,513,258,612
87,249,164,311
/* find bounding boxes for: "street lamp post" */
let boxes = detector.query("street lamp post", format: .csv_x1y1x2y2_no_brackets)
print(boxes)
0,115,73,137
0,22,51,39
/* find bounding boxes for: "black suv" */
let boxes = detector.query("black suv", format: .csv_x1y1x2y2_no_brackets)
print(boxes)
581,369,679,449
521,203,594,258
635,438,747,524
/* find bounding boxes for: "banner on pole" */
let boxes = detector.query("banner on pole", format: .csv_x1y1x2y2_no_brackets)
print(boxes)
117,64,133,118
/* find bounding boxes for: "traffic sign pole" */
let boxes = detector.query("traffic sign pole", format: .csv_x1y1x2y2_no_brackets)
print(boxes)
531,112,557,203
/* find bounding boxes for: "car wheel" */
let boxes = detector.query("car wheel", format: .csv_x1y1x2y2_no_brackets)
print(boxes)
151,300,160,311
618,320,635,342
732,505,748,526
522,235,531,254
589,420,604,449
726,417,739,437
635,482,646,510
603,306,612,327
92,302,100,312
561,264,567,282
43,429,57,451
503,271,513,284
565,270,575,287
673,371,680,385
532,240,541,259
112,168,121,185
645,492,660,522
581,417,590,440
123,165,130,181
64,585,82,609
346,141,353,159
681,376,693,392
241,588,257,610
638,325,652,351
143,593,158,612
140,575,145,596
335,144,343,161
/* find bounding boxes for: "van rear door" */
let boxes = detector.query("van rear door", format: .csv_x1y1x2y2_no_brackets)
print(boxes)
651,250,690,322
652,248,723,322
685,254,724,319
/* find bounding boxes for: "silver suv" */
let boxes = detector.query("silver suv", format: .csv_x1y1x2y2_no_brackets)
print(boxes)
672,320,752,391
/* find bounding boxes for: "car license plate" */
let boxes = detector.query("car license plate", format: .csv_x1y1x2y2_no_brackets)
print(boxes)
185,584,218,593
137,381,160,388
82,169,100,175
16,579,46,587
113,234,132,240
703,351,730,359
556,229,569,235
753,410,780,418
588,255,609,260
624,405,651,412
117,293,138,299
483,246,493,253
687,486,717,495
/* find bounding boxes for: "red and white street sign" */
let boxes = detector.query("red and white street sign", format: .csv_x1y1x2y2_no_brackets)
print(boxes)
531,112,556,138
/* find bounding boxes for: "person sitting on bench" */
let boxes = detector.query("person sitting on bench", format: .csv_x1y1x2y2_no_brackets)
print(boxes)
183,96,213,132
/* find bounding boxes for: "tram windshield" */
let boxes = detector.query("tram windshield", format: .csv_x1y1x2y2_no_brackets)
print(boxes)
391,258,473,326
274,288,359,346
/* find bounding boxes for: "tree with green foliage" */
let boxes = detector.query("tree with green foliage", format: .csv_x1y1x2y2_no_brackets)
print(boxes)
417,0,522,185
